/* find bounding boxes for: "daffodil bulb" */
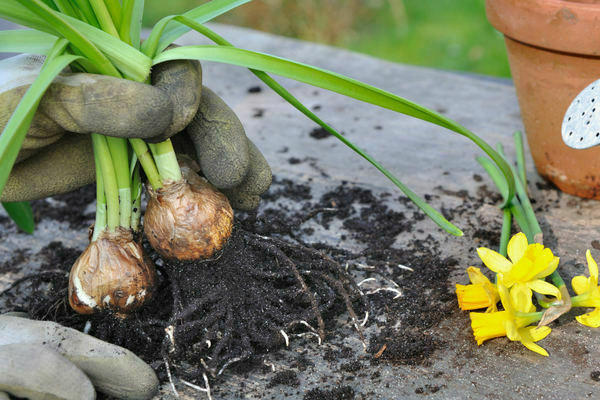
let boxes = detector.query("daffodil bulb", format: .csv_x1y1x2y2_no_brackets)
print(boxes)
144,166,234,261
69,228,156,316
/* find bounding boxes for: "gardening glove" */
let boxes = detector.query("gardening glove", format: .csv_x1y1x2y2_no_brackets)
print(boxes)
172,86,272,211
0,313,158,400
0,53,202,202
2,55,271,210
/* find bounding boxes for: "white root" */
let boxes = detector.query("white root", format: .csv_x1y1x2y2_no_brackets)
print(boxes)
181,375,212,400
279,329,290,347
163,357,178,398
360,311,369,327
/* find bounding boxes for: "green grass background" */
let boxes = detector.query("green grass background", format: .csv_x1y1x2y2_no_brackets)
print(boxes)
144,0,511,77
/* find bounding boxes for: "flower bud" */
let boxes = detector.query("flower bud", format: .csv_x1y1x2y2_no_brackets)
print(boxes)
69,228,156,316
144,167,233,261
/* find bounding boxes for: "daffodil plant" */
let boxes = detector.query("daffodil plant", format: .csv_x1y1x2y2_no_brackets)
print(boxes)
457,131,600,356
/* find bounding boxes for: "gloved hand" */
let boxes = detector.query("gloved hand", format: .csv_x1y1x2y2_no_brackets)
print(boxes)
0,313,158,400
0,54,271,210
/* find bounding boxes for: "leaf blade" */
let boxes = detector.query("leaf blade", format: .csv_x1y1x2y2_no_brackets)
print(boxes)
155,0,253,56
153,44,515,206
0,30,57,55
2,201,35,234
171,20,463,235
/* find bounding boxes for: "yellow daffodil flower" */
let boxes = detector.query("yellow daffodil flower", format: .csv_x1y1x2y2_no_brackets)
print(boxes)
476,232,561,303
456,267,499,312
470,277,551,356
571,250,600,328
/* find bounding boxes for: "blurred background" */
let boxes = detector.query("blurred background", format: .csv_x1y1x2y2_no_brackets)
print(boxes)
144,0,511,77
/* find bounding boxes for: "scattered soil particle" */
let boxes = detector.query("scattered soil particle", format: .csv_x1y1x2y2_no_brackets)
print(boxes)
0,248,30,274
288,157,303,165
309,127,331,140
304,385,355,400
247,85,262,93
340,360,363,373
312,104,322,111
591,371,600,382
253,108,265,118
592,240,600,251
267,370,300,388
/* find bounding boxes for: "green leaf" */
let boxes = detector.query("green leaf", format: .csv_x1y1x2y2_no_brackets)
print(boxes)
0,30,57,55
19,0,121,77
175,19,462,235
2,201,35,234
129,0,144,49
53,0,78,17
153,44,515,207
70,0,101,28
62,14,151,81
153,0,253,56
119,0,144,48
0,49,81,198
0,0,56,33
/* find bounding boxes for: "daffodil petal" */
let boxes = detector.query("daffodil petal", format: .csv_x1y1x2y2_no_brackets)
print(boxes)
572,275,591,295
470,311,509,345
526,326,552,342
520,340,549,356
510,284,534,313
508,258,534,283
586,250,598,285
504,320,519,341
528,280,561,299
477,247,512,273
467,267,488,285
575,308,600,328
535,256,559,280
507,232,528,264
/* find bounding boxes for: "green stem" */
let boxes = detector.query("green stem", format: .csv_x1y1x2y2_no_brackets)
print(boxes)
129,138,163,190
148,140,182,183
497,144,542,241
499,208,512,257
91,134,119,231
516,311,544,327
130,162,142,232
514,131,527,189
92,162,106,241
550,270,566,289
106,136,131,229
509,198,533,243
571,292,600,308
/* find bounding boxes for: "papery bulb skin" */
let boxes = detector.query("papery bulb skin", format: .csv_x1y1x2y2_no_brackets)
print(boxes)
68,228,156,316
144,167,234,261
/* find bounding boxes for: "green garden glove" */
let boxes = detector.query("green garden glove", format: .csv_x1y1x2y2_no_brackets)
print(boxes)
1,55,271,209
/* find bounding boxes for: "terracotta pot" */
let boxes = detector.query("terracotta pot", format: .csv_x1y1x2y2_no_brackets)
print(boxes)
486,0,600,198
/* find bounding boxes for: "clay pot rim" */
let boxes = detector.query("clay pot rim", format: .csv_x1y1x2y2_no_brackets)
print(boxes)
486,0,600,56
